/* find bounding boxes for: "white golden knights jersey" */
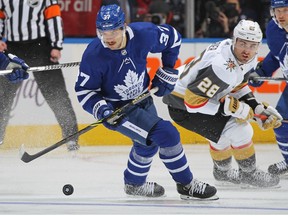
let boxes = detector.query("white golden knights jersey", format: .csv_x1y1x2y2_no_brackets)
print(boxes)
163,39,258,115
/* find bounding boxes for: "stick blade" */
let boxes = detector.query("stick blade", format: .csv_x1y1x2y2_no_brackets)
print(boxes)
19,144,33,163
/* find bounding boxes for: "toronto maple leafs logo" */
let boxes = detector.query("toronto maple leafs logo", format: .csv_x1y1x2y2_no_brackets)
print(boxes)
224,58,236,72
114,70,145,100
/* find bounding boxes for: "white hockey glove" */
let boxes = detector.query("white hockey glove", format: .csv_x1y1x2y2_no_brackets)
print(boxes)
223,95,254,122
254,102,283,130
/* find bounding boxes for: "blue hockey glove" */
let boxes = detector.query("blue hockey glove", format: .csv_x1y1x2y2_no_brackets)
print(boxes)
6,68,29,83
152,67,179,97
93,100,128,130
4,53,29,83
248,62,265,87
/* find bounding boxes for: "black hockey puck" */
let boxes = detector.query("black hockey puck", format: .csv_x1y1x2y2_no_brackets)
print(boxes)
63,184,74,196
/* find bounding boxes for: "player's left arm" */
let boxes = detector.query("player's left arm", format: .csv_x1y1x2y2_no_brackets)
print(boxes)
150,24,182,96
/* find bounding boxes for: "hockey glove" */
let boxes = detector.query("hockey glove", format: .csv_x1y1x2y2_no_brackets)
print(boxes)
223,95,254,122
254,102,283,130
4,53,29,83
152,67,178,97
93,100,128,131
248,62,265,87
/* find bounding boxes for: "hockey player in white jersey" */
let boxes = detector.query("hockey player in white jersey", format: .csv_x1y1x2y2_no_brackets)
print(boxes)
163,20,282,187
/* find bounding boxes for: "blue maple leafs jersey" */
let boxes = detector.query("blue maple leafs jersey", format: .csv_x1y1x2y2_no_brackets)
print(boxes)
75,22,181,116
261,18,288,78
0,52,9,69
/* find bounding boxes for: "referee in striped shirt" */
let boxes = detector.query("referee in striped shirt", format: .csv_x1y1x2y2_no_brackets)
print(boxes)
0,0,79,151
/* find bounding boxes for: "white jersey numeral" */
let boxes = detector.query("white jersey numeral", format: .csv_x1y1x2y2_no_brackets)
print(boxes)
79,72,90,86
197,77,220,98
160,33,169,46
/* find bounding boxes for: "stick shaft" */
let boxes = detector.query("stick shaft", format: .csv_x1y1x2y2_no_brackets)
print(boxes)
0,61,80,75
253,77,287,81
20,87,158,163
20,123,100,163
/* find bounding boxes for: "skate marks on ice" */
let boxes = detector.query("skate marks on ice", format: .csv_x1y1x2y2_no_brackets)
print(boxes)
0,145,287,214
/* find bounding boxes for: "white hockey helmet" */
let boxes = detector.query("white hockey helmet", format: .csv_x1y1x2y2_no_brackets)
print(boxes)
233,20,263,43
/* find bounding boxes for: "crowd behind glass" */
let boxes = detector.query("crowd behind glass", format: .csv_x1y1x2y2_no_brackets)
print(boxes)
115,0,270,38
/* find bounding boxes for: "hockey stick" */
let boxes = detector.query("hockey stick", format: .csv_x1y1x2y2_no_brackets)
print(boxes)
19,87,159,163
252,76,287,82
0,61,80,75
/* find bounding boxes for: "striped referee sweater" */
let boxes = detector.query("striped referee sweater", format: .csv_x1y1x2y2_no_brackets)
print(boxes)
0,0,63,49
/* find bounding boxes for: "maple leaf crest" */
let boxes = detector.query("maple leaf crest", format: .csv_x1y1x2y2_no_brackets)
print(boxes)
114,70,145,100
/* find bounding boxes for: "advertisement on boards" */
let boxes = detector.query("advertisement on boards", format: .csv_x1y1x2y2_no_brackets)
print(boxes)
59,0,101,37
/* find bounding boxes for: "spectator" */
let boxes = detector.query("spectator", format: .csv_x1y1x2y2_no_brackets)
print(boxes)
202,0,241,38
197,0,257,38
166,0,186,36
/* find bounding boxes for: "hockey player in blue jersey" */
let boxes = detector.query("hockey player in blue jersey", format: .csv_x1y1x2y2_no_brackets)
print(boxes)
75,4,217,200
249,0,288,176
0,52,28,83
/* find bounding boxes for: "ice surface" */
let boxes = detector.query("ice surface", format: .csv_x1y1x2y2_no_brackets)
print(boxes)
0,144,287,215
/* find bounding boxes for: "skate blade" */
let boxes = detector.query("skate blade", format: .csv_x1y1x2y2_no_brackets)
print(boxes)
240,183,281,189
180,194,219,201
215,180,281,190
125,194,167,199
214,180,241,189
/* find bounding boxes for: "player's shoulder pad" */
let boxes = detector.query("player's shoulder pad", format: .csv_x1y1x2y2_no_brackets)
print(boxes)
128,22,157,37
209,41,235,83
81,38,106,71
127,23,158,48
84,38,102,56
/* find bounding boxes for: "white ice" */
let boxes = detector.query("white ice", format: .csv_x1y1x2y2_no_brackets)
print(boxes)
0,144,288,215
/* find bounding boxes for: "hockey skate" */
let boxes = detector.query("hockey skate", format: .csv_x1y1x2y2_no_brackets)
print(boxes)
268,160,288,176
176,178,218,200
213,167,241,185
124,182,165,197
66,141,80,151
240,168,280,188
